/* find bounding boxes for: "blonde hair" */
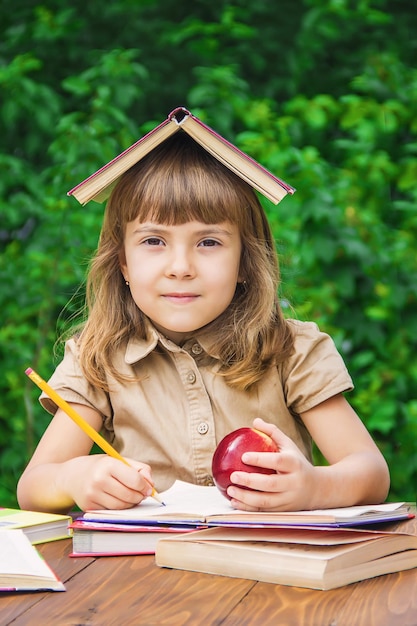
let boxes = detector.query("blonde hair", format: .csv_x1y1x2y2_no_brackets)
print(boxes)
77,132,294,390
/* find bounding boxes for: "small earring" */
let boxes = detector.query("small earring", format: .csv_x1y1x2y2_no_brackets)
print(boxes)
125,280,129,286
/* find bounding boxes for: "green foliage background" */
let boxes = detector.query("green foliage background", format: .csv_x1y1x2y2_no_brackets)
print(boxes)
1,0,416,506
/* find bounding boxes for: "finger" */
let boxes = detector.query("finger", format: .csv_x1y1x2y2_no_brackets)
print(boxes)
252,418,293,450
123,460,154,489
240,450,301,476
132,466,154,496
226,485,289,512
110,462,154,498
126,459,152,475
85,490,148,511
83,474,149,510
240,450,280,471
229,469,299,502
230,469,281,491
109,476,151,504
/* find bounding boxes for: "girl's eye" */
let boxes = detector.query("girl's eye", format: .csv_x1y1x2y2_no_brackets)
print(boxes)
144,237,164,246
199,238,220,247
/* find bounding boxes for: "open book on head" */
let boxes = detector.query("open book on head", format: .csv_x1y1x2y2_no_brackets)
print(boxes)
82,480,413,528
67,107,295,206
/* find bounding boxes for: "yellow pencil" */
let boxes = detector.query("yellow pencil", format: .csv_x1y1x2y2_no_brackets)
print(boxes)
25,367,165,506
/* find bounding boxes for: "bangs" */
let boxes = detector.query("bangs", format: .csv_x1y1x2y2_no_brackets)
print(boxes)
115,132,258,227
135,162,250,226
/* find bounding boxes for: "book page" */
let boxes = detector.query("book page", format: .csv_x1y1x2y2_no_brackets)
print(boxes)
0,530,57,577
84,480,408,526
85,481,234,521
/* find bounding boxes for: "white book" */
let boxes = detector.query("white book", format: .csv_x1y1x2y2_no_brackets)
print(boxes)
0,529,65,592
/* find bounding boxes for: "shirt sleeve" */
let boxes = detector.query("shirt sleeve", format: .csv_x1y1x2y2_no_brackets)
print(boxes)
281,320,354,414
39,338,112,420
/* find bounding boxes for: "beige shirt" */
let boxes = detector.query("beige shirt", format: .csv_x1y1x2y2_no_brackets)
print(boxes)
41,319,353,492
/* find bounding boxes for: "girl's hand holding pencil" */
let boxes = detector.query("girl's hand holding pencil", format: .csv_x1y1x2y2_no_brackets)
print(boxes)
25,368,165,507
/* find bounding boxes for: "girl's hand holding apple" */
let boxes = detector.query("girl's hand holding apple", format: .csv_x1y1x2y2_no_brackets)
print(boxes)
212,417,317,512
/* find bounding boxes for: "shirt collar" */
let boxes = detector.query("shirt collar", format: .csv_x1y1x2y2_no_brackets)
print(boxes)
124,320,221,365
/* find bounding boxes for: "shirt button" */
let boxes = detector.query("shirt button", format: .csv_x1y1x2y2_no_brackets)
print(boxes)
186,371,196,384
197,422,209,435
191,343,203,355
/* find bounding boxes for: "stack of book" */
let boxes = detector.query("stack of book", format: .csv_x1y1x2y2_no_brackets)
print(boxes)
72,480,417,590
156,524,417,591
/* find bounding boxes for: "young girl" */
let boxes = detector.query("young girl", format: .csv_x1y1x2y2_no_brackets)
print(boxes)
17,132,390,514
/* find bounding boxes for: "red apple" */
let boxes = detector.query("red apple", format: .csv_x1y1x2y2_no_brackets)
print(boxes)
211,427,278,499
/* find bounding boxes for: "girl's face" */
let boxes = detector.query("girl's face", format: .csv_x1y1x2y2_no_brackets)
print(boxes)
120,219,243,344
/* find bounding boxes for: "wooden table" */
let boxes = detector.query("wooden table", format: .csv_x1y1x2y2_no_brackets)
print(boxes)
2,518,417,626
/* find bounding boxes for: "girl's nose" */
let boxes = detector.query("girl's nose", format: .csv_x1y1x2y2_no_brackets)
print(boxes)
166,248,195,279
